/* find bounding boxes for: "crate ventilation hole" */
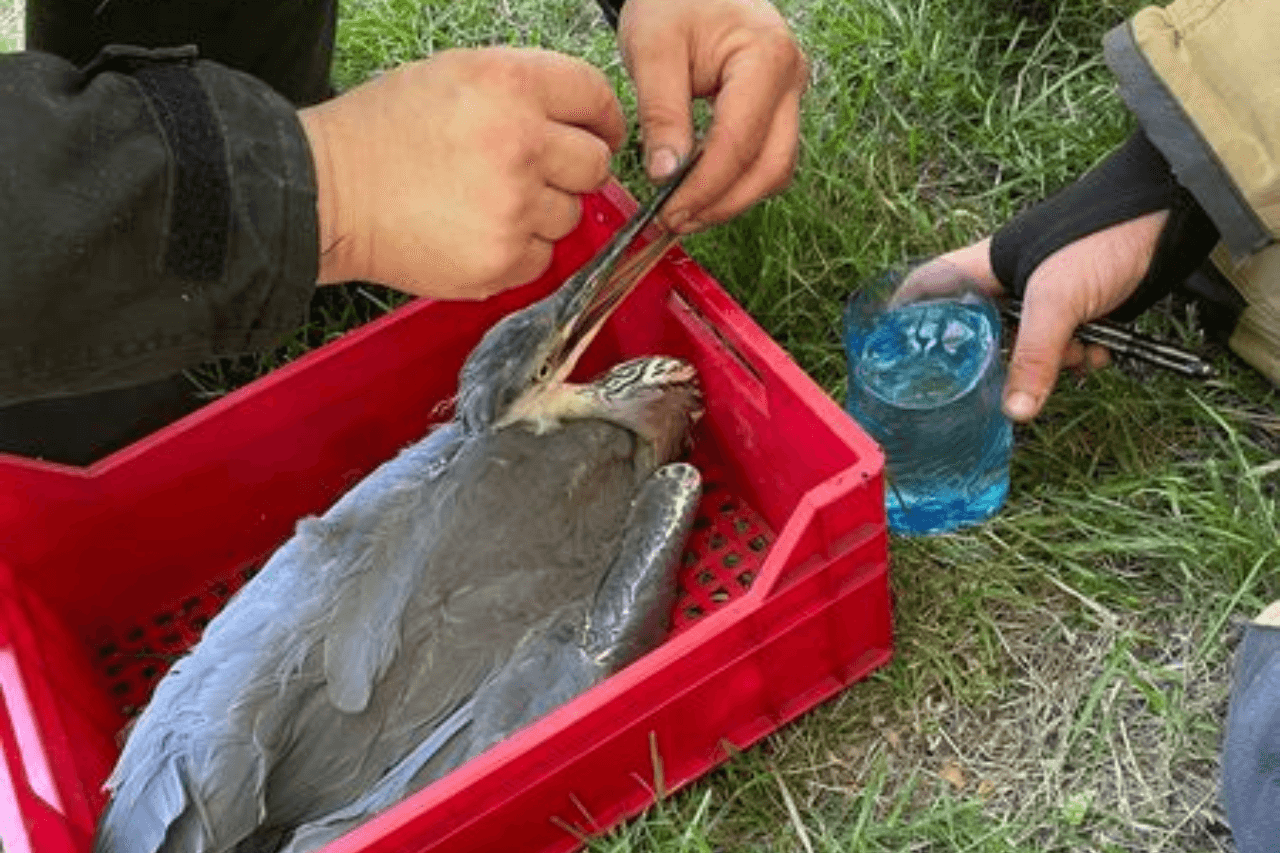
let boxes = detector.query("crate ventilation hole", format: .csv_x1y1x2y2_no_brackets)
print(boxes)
94,464,773,718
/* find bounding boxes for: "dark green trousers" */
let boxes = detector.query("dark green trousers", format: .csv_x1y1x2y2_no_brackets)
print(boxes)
2,0,335,465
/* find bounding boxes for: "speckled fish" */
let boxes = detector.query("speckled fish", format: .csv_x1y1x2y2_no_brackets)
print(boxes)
94,158,705,853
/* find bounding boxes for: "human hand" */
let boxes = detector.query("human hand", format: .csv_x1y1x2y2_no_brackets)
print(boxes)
895,210,1167,422
298,47,626,299
617,0,807,232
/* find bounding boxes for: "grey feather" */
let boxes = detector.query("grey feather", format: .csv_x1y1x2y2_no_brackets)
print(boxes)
319,422,469,710
94,755,187,853
584,462,702,668
95,423,468,853
94,411,692,853
93,265,701,853
275,697,477,853
276,461,701,853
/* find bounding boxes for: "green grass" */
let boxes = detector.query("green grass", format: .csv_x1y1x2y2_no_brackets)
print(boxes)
217,0,1279,849
2,0,1274,848
0,0,20,52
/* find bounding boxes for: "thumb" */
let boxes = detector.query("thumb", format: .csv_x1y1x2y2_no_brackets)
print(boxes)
627,41,695,183
891,248,1001,307
1003,281,1080,422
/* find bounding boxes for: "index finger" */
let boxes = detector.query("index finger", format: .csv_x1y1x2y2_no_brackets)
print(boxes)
663,49,796,227
891,257,1002,307
524,49,628,153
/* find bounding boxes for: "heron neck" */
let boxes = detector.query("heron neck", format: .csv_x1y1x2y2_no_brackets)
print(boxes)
494,383,602,435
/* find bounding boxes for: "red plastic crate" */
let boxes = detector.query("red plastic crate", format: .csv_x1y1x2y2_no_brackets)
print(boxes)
0,181,891,853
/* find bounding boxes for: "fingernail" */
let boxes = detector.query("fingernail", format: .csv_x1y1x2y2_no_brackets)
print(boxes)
648,147,679,181
1003,391,1037,422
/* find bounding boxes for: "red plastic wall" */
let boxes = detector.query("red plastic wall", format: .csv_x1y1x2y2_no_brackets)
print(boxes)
0,181,891,853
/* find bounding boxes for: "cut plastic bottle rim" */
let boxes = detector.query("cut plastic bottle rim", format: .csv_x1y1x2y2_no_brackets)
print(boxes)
853,299,998,411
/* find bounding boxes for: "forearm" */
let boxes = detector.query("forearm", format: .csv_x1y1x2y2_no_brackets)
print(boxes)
0,46,319,403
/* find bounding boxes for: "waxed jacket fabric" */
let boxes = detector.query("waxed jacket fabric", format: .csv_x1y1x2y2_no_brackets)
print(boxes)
0,46,319,403
1104,0,1280,384
0,0,333,410
25,0,338,108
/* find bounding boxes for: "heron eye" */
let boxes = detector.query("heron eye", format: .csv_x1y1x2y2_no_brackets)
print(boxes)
535,362,552,381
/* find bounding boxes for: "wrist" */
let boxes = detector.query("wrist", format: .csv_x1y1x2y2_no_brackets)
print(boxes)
988,129,1218,320
298,105,349,285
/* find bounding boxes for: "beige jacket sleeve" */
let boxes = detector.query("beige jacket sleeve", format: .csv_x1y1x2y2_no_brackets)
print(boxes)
1104,0,1280,382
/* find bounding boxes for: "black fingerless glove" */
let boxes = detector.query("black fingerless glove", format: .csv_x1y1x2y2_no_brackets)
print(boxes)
989,129,1220,322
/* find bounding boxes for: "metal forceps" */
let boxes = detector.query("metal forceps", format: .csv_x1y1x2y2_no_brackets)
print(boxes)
1000,299,1218,380
571,146,702,308
548,144,703,371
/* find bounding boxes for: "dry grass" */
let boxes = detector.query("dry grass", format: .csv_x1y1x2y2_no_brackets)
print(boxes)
910,608,1231,848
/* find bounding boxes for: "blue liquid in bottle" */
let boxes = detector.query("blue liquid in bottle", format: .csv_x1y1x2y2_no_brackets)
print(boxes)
845,295,1012,535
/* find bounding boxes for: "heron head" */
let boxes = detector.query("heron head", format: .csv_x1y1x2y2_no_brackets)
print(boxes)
455,290,564,433
454,264,597,433
456,226,681,434
456,150,702,435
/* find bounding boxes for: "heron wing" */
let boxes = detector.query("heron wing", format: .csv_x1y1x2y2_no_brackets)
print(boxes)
456,461,701,763
319,423,466,713
94,423,468,853
273,696,477,853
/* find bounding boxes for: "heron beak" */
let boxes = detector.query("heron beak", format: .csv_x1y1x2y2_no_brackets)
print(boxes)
547,226,682,386
489,147,701,433
494,228,682,433
542,146,703,388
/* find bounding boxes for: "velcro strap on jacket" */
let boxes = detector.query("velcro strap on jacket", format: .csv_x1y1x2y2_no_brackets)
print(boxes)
82,44,230,283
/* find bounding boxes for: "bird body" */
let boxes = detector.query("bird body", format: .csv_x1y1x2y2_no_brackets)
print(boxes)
95,233,704,853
